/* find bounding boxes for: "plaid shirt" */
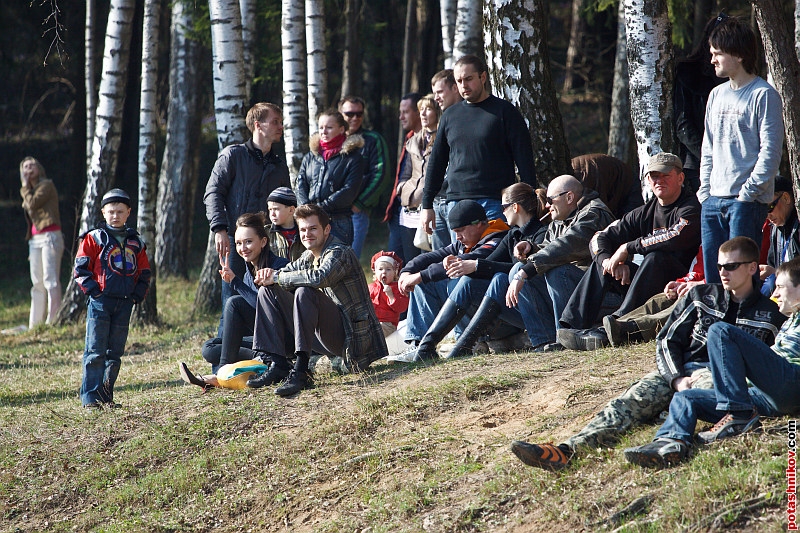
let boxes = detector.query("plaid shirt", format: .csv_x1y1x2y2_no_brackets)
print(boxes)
276,236,388,370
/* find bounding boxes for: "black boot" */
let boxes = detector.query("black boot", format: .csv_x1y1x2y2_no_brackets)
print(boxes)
446,297,501,359
274,369,314,396
247,356,291,389
415,299,467,361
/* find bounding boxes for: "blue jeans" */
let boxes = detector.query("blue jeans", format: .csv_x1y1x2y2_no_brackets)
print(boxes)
330,214,354,246
541,263,585,328
386,204,405,260
431,197,452,250
80,295,134,405
655,322,800,442
406,278,471,341
219,234,247,336
351,210,369,259
511,263,557,346
701,197,768,284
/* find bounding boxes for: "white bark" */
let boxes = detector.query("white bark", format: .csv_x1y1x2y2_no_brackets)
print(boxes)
57,0,135,324
240,0,256,102
484,0,570,182
796,0,800,63
607,1,631,162
623,0,675,189
135,0,161,324
209,0,248,150
440,0,457,68
85,0,96,174
157,0,201,277
282,0,308,182
306,0,327,138
454,0,483,60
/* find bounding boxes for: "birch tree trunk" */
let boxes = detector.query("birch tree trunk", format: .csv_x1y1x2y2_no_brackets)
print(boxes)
440,0,457,68
240,0,256,103
453,0,483,60
623,0,675,188
753,0,800,192
156,0,202,278
341,0,360,99
607,1,632,163
795,0,800,63
484,0,570,183
133,0,161,326
400,0,415,97
85,0,96,173
196,0,249,314
306,0,327,138
56,0,135,324
562,0,583,94
282,0,309,183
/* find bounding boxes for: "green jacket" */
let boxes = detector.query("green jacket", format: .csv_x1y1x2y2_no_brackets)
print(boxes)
276,235,388,371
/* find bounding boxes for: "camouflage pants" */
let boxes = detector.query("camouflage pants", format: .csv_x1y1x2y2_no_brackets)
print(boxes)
564,367,712,451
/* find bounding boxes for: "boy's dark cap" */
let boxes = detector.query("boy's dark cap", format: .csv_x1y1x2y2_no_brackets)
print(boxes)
268,187,297,207
774,175,793,197
101,188,131,208
448,200,487,229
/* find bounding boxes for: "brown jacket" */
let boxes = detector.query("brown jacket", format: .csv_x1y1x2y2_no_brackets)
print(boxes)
397,129,436,209
21,179,60,240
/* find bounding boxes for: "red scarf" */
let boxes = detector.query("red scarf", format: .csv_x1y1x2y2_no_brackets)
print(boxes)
319,133,346,161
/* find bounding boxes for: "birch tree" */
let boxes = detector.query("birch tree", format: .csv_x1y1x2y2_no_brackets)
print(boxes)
282,0,308,182
607,1,632,163
306,0,327,138
453,0,482,60
240,0,256,102
196,0,249,314
56,0,136,324
85,0,96,173
753,0,800,190
440,0,457,68
484,0,570,183
133,0,161,325
623,0,675,186
156,0,202,278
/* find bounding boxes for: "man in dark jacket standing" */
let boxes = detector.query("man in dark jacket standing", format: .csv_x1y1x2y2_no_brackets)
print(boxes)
557,153,701,347
204,102,291,315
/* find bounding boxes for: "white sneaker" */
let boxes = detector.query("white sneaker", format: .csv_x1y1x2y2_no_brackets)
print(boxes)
385,343,419,363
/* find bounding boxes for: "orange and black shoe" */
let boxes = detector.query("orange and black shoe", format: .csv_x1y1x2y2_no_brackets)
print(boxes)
510,441,573,471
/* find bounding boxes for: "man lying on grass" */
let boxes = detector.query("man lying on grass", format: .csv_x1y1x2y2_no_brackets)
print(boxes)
511,237,785,471
624,257,800,467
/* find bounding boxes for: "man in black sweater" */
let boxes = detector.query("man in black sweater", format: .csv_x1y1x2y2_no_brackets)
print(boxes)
557,153,702,350
420,54,538,236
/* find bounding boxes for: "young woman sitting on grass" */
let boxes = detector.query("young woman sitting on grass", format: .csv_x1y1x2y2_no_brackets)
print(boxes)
180,212,287,389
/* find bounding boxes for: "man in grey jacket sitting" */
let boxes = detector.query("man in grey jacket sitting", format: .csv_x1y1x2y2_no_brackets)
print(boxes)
507,175,616,350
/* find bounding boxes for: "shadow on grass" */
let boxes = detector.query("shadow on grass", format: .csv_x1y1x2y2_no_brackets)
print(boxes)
0,379,188,407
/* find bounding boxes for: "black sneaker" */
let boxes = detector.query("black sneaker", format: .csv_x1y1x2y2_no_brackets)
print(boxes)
624,438,689,467
246,363,290,389
556,327,610,351
697,410,760,444
511,441,573,471
275,370,313,396
602,315,642,346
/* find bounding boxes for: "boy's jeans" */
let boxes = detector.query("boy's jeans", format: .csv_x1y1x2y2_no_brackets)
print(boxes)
80,295,133,406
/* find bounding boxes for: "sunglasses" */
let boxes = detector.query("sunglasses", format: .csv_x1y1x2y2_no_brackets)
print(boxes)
767,193,784,213
343,111,363,118
501,202,515,210
716,260,756,272
546,191,569,204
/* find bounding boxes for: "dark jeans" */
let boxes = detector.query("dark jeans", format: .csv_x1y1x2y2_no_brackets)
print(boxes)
80,295,133,406
202,336,256,374
559,251,688,329
253,285,345,366
204,295,256,373
219,234,247,335
399,225,422,264
330,214,354,247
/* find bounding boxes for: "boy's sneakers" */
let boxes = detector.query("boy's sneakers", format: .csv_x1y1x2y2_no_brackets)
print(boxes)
510,441,573,471
624,438,688,467
697,409,760,444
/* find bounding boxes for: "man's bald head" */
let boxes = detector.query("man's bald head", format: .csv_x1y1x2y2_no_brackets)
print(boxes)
546,175,584,221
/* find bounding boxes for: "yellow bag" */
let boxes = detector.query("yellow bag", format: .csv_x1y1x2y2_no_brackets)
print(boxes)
215,360,269,390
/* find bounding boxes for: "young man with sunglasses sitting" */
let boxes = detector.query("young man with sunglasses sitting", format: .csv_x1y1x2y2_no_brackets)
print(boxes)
510,236,786,471
760,175,800,296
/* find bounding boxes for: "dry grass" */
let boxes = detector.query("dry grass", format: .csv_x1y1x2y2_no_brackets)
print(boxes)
0,276,794,532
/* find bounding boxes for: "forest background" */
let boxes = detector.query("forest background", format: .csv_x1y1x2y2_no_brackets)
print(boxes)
0,0,797,321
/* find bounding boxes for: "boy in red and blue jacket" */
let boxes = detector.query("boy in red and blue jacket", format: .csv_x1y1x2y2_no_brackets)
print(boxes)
75,188,151,408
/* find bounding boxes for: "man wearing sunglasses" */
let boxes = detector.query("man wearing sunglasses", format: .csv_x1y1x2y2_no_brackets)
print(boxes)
511,237,785,471
760,175,800,296
338,96,392,259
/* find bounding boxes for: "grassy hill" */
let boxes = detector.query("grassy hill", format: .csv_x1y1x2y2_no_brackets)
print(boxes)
0,275,792,532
